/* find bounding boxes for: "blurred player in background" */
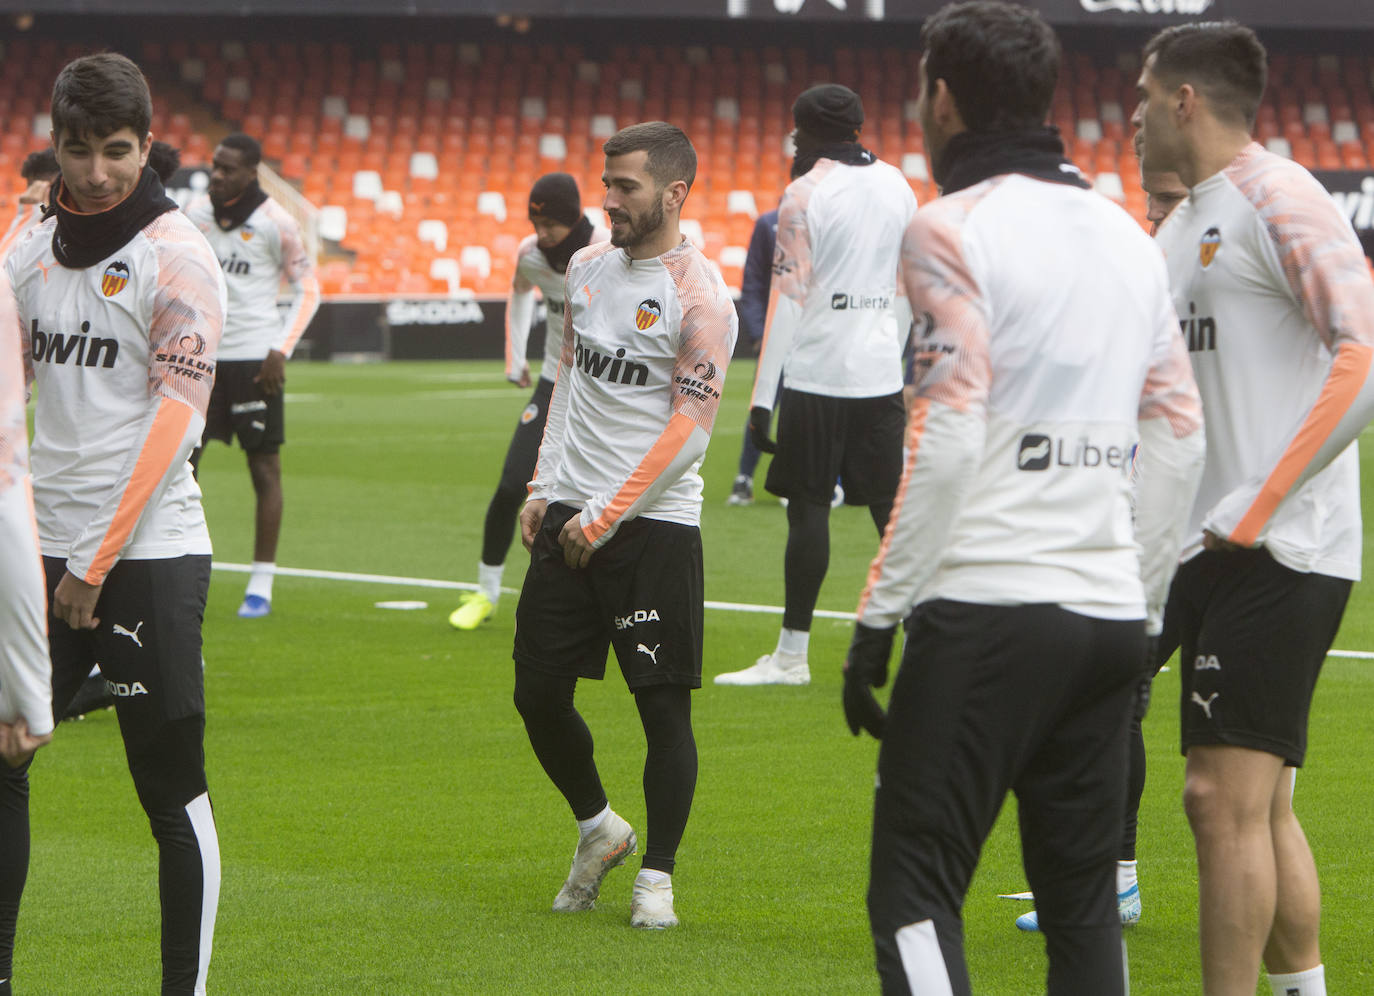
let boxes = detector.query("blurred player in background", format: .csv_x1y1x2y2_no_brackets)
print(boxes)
186,133,320,619
449,173,607,630
7,52,225,994
724,201,778,506
716,83,915,686
513,122,736,930
1136,21,1374,996
0,151,58,263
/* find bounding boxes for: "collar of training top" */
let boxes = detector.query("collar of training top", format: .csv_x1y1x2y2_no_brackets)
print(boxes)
47,167,179,269
792,140,875,180
936,126,1089,195
212,179,269,232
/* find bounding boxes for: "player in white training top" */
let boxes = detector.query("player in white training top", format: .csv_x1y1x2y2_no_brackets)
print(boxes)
1135,22,1374,996
448,173,607,630
847,5,1205,992
4,53,225,995
185,133,320,619
513,122,736,932
716,82,917,687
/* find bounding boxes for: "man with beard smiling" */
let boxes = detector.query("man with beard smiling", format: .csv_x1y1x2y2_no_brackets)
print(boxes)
512,122,736,930
185,133,320,620
448,173,607,630
5,52,225,994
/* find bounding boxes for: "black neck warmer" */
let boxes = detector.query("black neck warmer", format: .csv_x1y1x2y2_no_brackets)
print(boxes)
792,141,876,180
539,215,594,274
47,167,178,269
212,179,269,232
934,126,1089,195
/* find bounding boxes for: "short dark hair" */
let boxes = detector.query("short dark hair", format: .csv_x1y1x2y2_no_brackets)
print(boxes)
1143,21,1267,129
21,148,58,183
50,53,152,145
219,132,262,168
147,140,181,184
920,1,1060,132
603,121,697,192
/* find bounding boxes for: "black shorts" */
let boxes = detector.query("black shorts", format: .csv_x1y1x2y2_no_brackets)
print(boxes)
1170,548,1350,766
497,378,553,497
512,502,704,690
202,358,285,454
765,388,904,506
44,555,210,755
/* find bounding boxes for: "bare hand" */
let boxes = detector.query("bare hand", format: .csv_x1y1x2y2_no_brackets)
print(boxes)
1202,530,1241,553
558,514,596,569
53,570,102,630
509,366,532,389
520,499,548,552
0,718,51,768
254,349,287,395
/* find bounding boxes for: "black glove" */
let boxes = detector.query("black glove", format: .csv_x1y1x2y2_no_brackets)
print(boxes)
748,406,777,454
843,621,897,739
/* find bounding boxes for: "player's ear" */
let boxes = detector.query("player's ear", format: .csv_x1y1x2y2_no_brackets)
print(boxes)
663,179,688,213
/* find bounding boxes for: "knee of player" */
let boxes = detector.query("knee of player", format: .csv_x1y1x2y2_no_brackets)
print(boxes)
127,716,210,814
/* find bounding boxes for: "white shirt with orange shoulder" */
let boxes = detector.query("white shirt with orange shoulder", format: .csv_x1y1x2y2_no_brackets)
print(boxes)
1156,142,1374,580
530,238,738,547
506,227,610,383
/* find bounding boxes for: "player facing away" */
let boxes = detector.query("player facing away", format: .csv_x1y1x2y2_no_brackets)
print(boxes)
5,53,225,994
714,83,916,687
1134,21,1374,996
512,122,736,929
448,173,607,630
185,133,320,619
0,267,55,996
843,4,1206,992
1014,143,1192,937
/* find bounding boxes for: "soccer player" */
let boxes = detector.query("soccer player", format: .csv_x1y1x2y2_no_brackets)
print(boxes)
1134,21,1374,996
724,203,778,507
0,268,54,996
715,83,916,686
5,53,225,994
0,150,58,263
513,122,736,929
448,173,606,630
845,4,1205,992
148,140,182,185
185,133,320,619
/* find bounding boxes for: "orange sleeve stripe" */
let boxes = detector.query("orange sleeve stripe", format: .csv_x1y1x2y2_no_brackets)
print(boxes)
584,411,696,543
856,398,926,618
86,400,193,581
1231,341,1374,546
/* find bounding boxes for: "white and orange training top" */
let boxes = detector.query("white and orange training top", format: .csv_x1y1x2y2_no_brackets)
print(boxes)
529,237,738,546
506,226,610,383
0,266,52,737
751,157,916,409
857,174,1206,633
1157,142,1374,580
6,209,226,584
184,193,319,361
0,202,45,264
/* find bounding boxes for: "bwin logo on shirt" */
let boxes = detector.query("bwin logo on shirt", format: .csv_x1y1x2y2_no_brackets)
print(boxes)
574,337,649,386
1017,434,1130,471
29,319,119,368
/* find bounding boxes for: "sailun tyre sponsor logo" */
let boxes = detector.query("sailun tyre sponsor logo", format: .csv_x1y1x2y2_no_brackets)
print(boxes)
1080,0,1213,12
101,260,130,297
635,298,663,330
1017,433,1130,472
574,336,649,386
30,319,119,368
385,300,485,326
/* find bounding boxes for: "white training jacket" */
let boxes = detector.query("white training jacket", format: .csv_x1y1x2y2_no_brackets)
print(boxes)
858,174,1206,634
752,157,917,409
505,227,610,384
530,238,737,547
1155,142,1374,580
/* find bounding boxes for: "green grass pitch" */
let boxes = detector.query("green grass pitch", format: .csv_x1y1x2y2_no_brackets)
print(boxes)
18,359,1374,994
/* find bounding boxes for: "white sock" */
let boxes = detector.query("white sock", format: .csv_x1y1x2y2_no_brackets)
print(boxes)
776,628,809,658
478,561,504,604
245,561,275,600
577,804,609,840
1117,859,1138,893
1269,964,1325,996
636,868,670,886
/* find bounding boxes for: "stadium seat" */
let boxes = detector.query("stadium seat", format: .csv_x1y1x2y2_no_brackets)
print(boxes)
476,190,508,222
318,206,348,243
352,170,383,201
459,245,493,280
417,219,448,252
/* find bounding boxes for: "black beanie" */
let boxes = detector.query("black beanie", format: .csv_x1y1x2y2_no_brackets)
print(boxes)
792,84,865,143
528,173,583,227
